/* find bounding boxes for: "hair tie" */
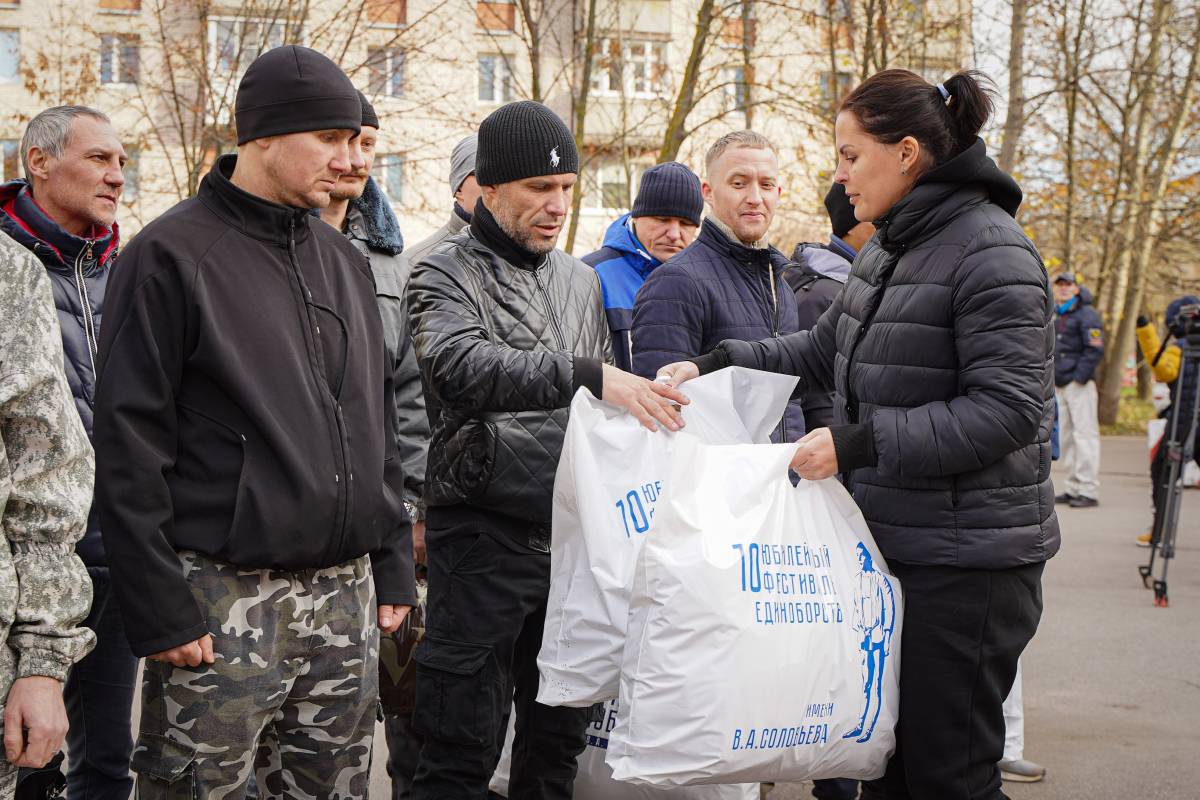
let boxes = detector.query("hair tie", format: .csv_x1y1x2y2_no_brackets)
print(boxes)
936,83,951,102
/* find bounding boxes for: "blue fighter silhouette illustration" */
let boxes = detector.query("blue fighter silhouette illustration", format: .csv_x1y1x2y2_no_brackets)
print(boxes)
844,542,895,743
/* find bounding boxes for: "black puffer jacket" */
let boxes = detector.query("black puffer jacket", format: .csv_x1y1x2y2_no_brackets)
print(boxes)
695,140,1060,569
408,204,611,524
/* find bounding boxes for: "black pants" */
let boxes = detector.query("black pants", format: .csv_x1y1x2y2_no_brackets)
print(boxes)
23,567,139,800
411,531,590,800
1150,412,1196,543
813,777,860,799
860,561,1044,800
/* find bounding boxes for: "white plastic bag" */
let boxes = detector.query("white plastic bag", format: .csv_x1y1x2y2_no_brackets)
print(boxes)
608,438,902,785
489,699,758,800
537,368,797,707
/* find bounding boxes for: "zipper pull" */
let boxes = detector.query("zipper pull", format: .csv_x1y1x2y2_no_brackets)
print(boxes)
85,242,94,260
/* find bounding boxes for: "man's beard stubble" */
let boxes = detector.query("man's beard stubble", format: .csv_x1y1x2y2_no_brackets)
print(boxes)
490,196,558,256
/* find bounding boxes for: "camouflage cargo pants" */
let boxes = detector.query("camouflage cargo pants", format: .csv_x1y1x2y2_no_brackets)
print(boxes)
132,550,379,800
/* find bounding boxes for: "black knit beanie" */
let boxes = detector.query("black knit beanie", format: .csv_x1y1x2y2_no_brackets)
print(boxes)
475,101,578,185
359,91,380,129
235,46,361,145
631,162,703,226
824,182,859,238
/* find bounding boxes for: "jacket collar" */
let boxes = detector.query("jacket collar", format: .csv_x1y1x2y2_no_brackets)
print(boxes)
600,213,659,276
469,198,547,271
874,138,1022,254
698,218,787,271
198,154,312,246
827,234,857,262
0,179,119,275
345,176,404,256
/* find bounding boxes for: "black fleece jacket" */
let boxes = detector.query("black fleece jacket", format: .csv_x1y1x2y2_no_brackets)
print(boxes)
94,155,414,657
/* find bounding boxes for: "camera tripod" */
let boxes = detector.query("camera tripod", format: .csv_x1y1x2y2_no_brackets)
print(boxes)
1138,337,1200,607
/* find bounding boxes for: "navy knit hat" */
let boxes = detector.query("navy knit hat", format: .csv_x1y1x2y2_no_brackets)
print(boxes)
475,101,578,185
359,91,379,129
235,46,360,145
631,162,703,226
824,183,859,238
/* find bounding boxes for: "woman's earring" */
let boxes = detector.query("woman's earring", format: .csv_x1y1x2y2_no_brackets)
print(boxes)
901,166,908,175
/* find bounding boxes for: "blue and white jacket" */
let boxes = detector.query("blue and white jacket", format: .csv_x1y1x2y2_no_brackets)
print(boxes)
582,214,661,373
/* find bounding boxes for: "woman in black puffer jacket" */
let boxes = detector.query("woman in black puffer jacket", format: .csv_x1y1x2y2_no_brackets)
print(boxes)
659,70,1059,799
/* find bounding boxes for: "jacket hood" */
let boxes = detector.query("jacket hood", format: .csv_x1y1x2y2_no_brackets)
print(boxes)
0,179,119,274
876,138,1022,252
349,176,404,256
793,242,851,283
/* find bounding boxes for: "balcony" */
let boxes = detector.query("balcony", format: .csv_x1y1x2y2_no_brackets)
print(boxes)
477,1,516,32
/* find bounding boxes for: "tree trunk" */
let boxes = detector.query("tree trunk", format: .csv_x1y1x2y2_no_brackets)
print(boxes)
565,0,598,254
997,0,1028,176
740,0,755,129
1099,0,1190,425
517,0,542,102
1061,0,1089,275
658,0,716,162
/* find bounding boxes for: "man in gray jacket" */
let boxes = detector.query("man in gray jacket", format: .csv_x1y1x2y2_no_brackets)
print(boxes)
405,134,480,268
407,101,684,800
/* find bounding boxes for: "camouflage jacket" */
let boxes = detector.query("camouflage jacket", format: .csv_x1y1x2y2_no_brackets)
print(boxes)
0,232,96,683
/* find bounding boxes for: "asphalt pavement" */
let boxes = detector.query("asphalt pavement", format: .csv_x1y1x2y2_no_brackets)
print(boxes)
367,436,1200,798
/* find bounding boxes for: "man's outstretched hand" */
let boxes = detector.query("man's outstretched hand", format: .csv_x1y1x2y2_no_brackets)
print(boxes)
602,364,689,432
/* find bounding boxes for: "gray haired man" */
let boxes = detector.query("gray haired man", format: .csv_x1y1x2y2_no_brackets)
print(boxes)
405,134,479,267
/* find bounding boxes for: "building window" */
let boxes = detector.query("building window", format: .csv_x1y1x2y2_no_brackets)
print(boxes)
819,71,854,110
723,66,747,112
367,48,404,98
478,54,513,103
374,154,404,204
100,34,139,85
583,160,645,212
1,140,19,182
210,17,287,77
122,147,139,203
591,38,666,98
477,0,516,31
366,0,406,26
0,30,18,84
99,0,141,11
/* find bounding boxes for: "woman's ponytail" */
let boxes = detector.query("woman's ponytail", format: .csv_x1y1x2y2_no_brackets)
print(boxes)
840,69,997,167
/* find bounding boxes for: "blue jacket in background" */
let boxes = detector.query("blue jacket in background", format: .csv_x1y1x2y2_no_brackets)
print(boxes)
1054,286,1105,386
582,214,660,372
632,218,806,442
0,179,119,566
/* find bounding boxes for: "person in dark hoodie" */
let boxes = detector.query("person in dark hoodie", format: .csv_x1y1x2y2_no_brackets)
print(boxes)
632,130,806,442
786,182,876,431
1135,295,1200,546
582,162,703,372
656,70,1059,800
94,46,415,798
317,92,430,800
407,100,686,800
1052,272,1104,508
0,104,137,800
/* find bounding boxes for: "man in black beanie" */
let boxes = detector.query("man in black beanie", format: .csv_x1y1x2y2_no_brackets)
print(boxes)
95,45,414,798
582,161,703,372
407,100,686,799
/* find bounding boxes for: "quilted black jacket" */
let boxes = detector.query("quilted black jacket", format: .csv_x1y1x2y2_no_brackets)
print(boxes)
407,207,611,523
696,139,1060,570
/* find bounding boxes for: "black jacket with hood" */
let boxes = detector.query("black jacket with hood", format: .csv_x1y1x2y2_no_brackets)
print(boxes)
94,155,414,657
694,140,1060,570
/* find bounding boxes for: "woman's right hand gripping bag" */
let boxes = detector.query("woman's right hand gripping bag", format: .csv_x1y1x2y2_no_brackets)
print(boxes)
607,437,904,786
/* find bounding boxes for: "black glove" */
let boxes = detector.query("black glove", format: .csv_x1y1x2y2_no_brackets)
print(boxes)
1136,314,1150,328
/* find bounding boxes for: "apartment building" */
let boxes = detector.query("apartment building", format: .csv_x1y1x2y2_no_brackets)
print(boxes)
0,0,968,252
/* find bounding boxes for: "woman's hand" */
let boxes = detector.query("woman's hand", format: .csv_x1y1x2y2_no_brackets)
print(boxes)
655,361,700,388
790,428,839,480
